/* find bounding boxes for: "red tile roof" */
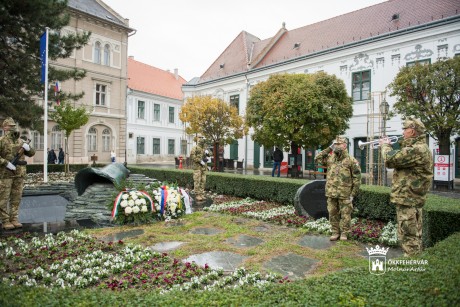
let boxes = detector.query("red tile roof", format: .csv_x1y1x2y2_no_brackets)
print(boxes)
128,58,186,100
197,0,460,84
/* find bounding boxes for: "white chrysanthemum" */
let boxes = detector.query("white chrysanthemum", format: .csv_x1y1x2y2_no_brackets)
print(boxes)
131,194,138,201
120,200,128,208
141,205,148,213
132,206,140,214
155,196,161,202
152,190,158,195
170,203,177,213
135,199,142,205
122,194,129,200
124,207,133,215
128,199,135,207
129,191,136,196
155,204,161,210
136,191,143,196
140,198,146,205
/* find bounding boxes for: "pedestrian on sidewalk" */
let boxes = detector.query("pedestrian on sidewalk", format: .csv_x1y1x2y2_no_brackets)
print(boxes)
0,117,36,230
315,136,361,241
58,147,65,164
272,147,284,177
380,117,433,257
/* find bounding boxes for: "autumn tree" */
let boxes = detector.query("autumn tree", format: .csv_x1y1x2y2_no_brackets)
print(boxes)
388,57,460,155
0,0,90,130
247,72,353,154
179,96,247,171
49,100,91,173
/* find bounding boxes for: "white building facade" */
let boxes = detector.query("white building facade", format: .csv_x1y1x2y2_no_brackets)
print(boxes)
126,58,190,164
183,0,460,178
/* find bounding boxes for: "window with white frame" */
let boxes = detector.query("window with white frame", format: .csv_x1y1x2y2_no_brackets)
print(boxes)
230,94,239,113
102,128,111,151
352,70,371,101
95,83,107,106
88,127,97,151
152,138,160,154
32,131,44,150
168,139,175,155
168,106,175,123
137,137,145,154
103,44,110,66
137,100,145,119
153,103,160,121
51,125,63,150
181,139,187,155
406,59,431,67
94,42,101,64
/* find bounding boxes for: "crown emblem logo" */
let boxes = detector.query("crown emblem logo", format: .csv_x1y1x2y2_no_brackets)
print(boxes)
366,245,389,256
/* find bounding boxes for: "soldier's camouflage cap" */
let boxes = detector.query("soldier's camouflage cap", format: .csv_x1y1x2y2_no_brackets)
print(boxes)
2,117,16,127
335,136,348,145
403,118,425,134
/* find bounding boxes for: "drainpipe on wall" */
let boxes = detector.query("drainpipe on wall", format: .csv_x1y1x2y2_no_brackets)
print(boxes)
244,75,249,171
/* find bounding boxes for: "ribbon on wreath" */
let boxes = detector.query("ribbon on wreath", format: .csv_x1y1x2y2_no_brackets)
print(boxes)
139,190,154,213
111,189,127,218
160,186,168,215
180,188,192,214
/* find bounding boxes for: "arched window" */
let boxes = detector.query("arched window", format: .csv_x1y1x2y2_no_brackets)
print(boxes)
88,127,97,151
103,44,110,66
102,128,111,151
51,125,63,151
94,42,101,64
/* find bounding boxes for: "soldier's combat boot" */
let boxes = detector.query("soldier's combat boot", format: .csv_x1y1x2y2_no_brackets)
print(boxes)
2,222,15,230
11,219,22,228
340,233,348,241
329,234,340,241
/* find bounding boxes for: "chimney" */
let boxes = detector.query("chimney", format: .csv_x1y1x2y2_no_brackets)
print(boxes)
174,68,179,80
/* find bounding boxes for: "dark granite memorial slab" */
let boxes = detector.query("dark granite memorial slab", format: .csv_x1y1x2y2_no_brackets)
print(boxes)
150,241,185,252
298,235,334,249
264,253,318,280
190,227,223,235
100,229,144,242
183,251,248,271
226,235,264,248
19,195,68,223
294,180,328,219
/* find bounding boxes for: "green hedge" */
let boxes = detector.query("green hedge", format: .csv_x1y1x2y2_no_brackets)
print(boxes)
1,232,458,306
354,185,394,221
423,194,460,247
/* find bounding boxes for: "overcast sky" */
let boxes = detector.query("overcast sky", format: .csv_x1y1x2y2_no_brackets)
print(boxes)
103,0,387,81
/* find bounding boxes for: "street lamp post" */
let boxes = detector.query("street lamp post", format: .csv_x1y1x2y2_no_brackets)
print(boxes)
379,95,390,186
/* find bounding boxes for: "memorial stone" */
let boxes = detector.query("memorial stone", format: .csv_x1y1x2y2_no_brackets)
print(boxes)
294,180,328,219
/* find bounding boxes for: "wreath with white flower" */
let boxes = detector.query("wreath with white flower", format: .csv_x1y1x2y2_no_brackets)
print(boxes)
110,189,155,225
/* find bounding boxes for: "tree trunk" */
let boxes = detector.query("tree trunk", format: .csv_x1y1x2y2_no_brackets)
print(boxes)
64,136,69,174
213,141,219,171
290,141,300,178
437,130,452,155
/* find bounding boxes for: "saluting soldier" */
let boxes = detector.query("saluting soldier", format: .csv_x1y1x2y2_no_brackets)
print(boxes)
190,136,209,201
380,118,433,256
0,117,35,230
315,136,361,241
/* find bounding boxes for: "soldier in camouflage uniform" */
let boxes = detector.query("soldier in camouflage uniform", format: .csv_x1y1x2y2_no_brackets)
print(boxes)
315,136,361,241
380,118,433,256
190,136,209,201
0,117,36,230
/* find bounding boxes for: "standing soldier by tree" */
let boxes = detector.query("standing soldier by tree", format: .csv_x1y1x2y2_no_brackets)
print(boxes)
190,136,209,201
315,136,361,241
0,117,36,230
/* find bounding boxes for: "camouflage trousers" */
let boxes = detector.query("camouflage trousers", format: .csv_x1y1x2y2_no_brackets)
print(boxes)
0,177,25,223
327,197,353,235
193,168,207,197
396,204,423,256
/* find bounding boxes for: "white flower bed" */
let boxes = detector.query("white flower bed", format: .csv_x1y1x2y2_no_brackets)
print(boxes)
379,221,399,246
204,198,258,212
242,206,295,221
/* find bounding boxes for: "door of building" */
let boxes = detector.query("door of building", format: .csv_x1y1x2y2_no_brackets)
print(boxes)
455,138,460,178
263,146,274,168
253,141,260,169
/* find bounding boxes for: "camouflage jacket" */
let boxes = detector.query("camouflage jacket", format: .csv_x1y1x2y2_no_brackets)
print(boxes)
315,148,361,199
381,135,433,207
0,134,36,179
190,145,207,171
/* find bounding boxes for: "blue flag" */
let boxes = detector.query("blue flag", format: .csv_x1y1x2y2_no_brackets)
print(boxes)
40,32,47,84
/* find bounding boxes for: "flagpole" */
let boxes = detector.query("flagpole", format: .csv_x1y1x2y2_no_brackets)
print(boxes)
43,27,49,183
